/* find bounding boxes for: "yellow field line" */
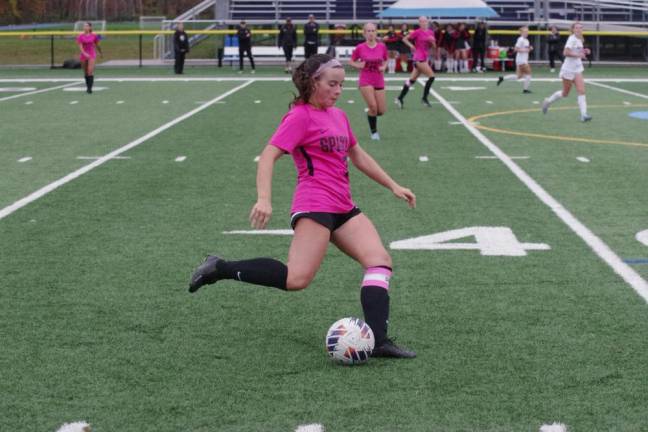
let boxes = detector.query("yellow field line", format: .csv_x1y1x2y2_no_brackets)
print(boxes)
468,104,648,149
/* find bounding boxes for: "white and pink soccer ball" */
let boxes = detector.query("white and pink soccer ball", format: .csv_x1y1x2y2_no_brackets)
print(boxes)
325,317,374,365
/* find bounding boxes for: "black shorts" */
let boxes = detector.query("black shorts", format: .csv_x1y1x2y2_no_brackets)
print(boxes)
290,207,362,232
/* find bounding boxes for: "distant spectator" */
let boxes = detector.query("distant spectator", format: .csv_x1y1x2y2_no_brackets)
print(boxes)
237,20,255,73
547,25,563,72
396,23,410,72
174,22,190,74
455,22,471,73
303,14,320,59
472,21,488,72
278,17,297,73
382,24,399,73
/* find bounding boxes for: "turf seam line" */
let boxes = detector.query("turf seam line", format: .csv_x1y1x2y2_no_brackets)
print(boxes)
0,79,254,222
0,81,80,102
425,81,648,303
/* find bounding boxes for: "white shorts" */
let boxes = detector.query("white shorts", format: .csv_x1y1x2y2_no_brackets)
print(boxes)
559,69,583,81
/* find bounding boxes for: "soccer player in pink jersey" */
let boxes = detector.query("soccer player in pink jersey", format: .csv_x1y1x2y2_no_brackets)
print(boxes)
396,16,436,108
189,54,417,358
76,22,101,94
349,22,388,141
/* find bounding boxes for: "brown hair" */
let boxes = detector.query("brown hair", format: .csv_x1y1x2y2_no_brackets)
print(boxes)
291,54,340,106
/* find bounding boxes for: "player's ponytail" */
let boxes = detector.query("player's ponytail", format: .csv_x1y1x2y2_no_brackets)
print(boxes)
291,54,341,107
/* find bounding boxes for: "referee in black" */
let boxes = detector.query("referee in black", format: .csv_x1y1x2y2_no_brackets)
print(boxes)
303,14,320,59
237,20,255,73
278,17,297,73
173,22,189,74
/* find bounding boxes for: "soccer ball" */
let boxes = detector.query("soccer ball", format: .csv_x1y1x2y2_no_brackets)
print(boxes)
325,317,374,365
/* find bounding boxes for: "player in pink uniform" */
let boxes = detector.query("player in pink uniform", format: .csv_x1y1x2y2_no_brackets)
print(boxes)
76,22,101,94
189,54,417,358
396,16,436,108
349,22,388,140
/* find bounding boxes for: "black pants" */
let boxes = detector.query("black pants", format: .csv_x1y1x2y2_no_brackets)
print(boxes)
548,49,563,69
283,45,294,62
304,43,317,59
239,45,255,70
472,45,485,69
174,51,186,74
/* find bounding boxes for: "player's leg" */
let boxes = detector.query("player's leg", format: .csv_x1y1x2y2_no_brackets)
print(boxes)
497,64,520,86
86,58,95,93
573,74,591,121
331,213,415,358
238,46,244,71
188,218,329,292
246,47,256,71
522,65,532,93
396,68,419,108
543,78,572,114
417,61,435,106
360,86,379,138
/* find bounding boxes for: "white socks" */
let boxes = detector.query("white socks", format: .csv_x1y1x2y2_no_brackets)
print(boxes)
387,58,396,74
547,90,563,104
577,94,587,116
504,74,517,81
523,75,531,90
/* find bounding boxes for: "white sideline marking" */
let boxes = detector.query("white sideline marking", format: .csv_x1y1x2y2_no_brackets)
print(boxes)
539,423,567,432
162,100,169,104
63,86,107,92
419,155,429,162
69,100,79,105
532,100,540,105
76,156,130,160
254,99,261,104
0,81,79,102
476,155,529,160
24,101,33,105
0,80,254,222
175,156,187,162
449,121,462,125
589,81,648,100
637,230,648,247
485,100,494,104
116,100,125,104
347,100,355,104
254,155,260,162
223,229,294,235
576,156,590,163
0,87,36,92
18,157,32,163
427,85,648,303
623,101,631,105
55,420,91,432
295,424,324,432
442,86,486,91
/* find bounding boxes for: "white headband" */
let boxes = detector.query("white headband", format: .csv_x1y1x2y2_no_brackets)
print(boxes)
313,59,343,78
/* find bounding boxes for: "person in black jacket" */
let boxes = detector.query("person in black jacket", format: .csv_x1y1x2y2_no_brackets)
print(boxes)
174,22,190,74
303,14,320,59
237,20,255,73
547,26,563,72
472,21,487,72
278,17,297,73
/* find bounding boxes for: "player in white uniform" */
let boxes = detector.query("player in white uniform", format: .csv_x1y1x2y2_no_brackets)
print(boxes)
497,26,533,93
542,22,591,122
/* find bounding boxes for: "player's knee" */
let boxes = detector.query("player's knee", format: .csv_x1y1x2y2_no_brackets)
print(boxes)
367,105,378,115
377,109,385,116
367,251,392,269
286,273,313,291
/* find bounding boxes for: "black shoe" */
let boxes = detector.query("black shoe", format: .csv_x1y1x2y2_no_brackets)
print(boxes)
86,88,92,94
496,76,504,86
371,338,416,359
189,255,222,293
421,98,432,107
523,89,532,94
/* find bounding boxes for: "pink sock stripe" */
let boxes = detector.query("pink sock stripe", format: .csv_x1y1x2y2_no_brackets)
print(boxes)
366,266,392,276
362,267,392,290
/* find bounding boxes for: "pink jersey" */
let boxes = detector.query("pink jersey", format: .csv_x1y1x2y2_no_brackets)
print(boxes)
351,42,388,88
77,33,99,60
269,103,358,214
408,28,435,62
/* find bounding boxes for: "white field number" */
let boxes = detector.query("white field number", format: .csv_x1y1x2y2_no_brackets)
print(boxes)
390,226,550,256
637,230,648,247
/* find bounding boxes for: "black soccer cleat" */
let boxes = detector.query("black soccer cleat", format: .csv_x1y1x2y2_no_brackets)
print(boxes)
421,98,432,108
371,338,416,359
522,89,532,94
189,255,223,293
496,76,504,86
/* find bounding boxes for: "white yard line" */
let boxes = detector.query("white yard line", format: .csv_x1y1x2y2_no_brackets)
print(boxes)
588,81,648,100
175,156,187,162
0,81,80,102
0,80,254,222
427,84,648,303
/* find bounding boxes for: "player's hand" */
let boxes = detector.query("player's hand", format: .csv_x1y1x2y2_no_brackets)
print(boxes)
584,48,591,56
249,199,272,229
392,185,416,208
355,61,366,69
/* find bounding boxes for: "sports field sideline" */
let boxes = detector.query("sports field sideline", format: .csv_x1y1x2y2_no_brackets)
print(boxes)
1,66,647,431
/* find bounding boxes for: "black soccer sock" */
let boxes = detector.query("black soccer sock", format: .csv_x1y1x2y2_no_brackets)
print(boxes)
361,285,390,345
367,115,377,134
88,75,94,91
398,79,416,100
84,75,90,90
423,77,435,100
216,257,287,290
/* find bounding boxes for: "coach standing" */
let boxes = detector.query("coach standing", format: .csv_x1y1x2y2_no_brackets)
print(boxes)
472,21,488,72
278,17,297,73
237,20,256,73
174,22,190,74
303,14,320,59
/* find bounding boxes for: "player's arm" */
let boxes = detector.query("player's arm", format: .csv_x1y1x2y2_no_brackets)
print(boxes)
95,38,103,57
348,144,416,208
348,51,365,69
402,34,415,50
78,41,89,58
564,46,587,58
249,145,284,229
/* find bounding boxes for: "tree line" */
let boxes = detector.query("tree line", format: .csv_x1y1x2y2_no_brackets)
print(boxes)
0,0,202,25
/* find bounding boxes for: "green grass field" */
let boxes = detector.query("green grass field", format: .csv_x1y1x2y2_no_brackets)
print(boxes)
1,67,648,432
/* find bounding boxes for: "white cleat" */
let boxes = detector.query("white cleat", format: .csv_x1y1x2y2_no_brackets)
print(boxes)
581,114,592,122
394,98,403,109
542,99,550,114
371,132,381,141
